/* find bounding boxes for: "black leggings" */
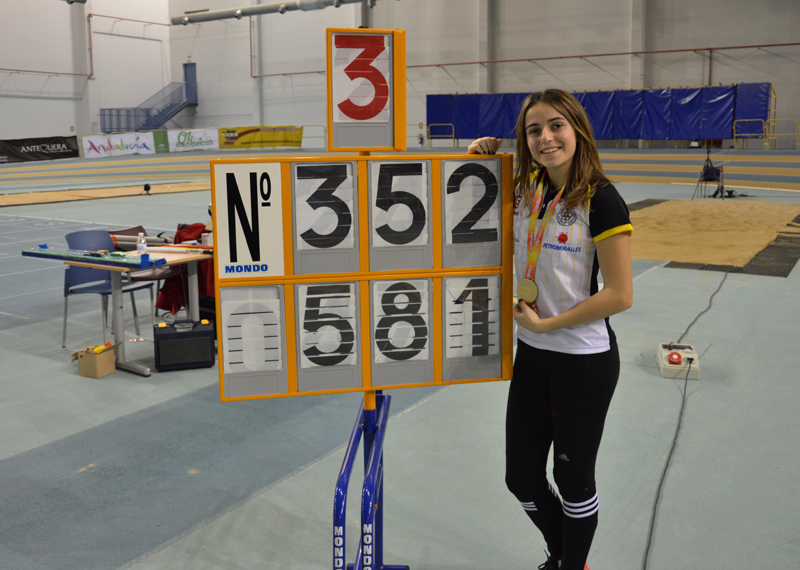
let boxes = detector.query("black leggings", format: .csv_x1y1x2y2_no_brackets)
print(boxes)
506,339,619,570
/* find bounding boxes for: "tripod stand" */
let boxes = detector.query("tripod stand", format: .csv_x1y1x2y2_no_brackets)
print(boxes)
692,149,726,200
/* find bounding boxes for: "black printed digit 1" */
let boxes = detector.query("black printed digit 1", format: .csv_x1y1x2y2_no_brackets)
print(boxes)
452,277,490,356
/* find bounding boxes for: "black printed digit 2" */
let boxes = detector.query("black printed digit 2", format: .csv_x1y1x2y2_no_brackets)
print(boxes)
446,163,498,243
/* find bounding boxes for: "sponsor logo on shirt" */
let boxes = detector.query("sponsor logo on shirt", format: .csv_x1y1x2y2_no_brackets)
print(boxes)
543,242,582,253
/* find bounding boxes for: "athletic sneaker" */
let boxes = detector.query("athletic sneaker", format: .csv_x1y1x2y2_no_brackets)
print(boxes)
537,554,559,570
536,556,590,570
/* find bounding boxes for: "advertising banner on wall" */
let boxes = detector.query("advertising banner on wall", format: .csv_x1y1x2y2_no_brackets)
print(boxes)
82,133,157,159
0,136,80,164
153,131,170,154
219,126,304,149
168,128,219,152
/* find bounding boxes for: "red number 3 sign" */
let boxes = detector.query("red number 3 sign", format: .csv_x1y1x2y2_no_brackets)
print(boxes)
327,28,407,152
334,34,389,121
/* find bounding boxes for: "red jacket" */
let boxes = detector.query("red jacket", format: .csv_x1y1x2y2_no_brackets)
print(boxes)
155,223,214,314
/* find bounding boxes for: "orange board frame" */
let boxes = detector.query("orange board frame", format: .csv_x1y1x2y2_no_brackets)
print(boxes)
210,153,514,401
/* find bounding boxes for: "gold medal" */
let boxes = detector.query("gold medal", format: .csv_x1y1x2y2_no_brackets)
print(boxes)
517,278,538,303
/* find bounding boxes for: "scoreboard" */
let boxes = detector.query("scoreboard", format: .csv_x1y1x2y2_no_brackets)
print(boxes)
211,154,514,401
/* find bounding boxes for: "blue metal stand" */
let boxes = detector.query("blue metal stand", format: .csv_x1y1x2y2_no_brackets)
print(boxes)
333,391,409,570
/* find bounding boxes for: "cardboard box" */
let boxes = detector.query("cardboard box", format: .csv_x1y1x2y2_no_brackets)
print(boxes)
70,343,121,378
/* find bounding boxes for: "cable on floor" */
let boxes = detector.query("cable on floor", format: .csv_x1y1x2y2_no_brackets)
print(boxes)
641,271,728,570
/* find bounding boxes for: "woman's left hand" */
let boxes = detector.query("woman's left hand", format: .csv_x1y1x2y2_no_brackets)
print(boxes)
513,300,550,334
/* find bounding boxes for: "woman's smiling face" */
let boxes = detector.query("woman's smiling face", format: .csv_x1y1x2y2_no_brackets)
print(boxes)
524,102,577,187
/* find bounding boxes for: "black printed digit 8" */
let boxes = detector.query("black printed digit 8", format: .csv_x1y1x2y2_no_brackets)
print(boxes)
374,281,428,361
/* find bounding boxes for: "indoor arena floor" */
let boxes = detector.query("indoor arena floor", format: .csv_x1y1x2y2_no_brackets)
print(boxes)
1,149,799,570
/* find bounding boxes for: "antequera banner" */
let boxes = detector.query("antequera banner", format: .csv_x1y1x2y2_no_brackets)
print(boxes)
219,126,304,149
168,128,219,152
0,136,80,163
82,133,156,159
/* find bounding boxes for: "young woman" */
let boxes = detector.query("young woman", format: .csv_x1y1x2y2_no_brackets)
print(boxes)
469,89,633,570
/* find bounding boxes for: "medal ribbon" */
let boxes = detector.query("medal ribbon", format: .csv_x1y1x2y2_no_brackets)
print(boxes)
525,170,566,280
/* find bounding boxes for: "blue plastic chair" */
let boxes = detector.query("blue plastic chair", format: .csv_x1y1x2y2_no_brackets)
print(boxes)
62,230,154,348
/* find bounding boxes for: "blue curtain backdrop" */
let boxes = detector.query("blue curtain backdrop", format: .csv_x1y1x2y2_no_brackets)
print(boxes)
504,93,530,139
734,83,771,137
642,89,672,139
700,85,735,139
614,90,644,139
452,94,479,140
572,91,587,110
426,94,453,137
670,88,703,140
478,94,505,138
581,91,615,140
426,83,770,141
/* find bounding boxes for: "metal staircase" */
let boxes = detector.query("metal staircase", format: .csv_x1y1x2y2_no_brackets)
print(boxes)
100,80,197,134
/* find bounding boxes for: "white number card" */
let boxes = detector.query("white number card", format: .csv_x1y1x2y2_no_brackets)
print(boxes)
372,279,429,364
295,163,355,251
443,160,501,245
370,161,428,247
220,286,283,373
298,283,358,369
444,276,501,358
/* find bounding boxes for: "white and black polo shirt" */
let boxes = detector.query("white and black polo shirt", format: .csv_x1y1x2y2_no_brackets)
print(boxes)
513,176,633,354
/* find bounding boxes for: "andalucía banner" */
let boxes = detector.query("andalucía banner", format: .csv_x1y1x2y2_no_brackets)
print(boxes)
219,126,303,149
82,133,156,159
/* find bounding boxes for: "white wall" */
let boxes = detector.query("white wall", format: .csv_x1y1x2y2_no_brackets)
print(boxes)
495,0,637,92
0,1,87,139
168,0,255,129
1,0,798,147
0,0,171,138
257,3,362,132
372,0,482,141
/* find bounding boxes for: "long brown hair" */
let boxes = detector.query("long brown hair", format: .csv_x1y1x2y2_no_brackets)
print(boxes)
513,89,609,212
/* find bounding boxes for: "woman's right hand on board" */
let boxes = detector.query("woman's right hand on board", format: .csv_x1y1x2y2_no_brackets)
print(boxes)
468,137,502,155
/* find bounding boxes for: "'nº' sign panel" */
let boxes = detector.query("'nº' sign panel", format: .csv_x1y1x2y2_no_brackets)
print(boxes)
211,154,513,401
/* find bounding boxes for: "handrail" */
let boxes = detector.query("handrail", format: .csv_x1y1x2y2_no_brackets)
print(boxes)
427,123,456,148
766,118,800,150
100,82,188,132
733,119,767,150
137,82,184,111
407,123,426,147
